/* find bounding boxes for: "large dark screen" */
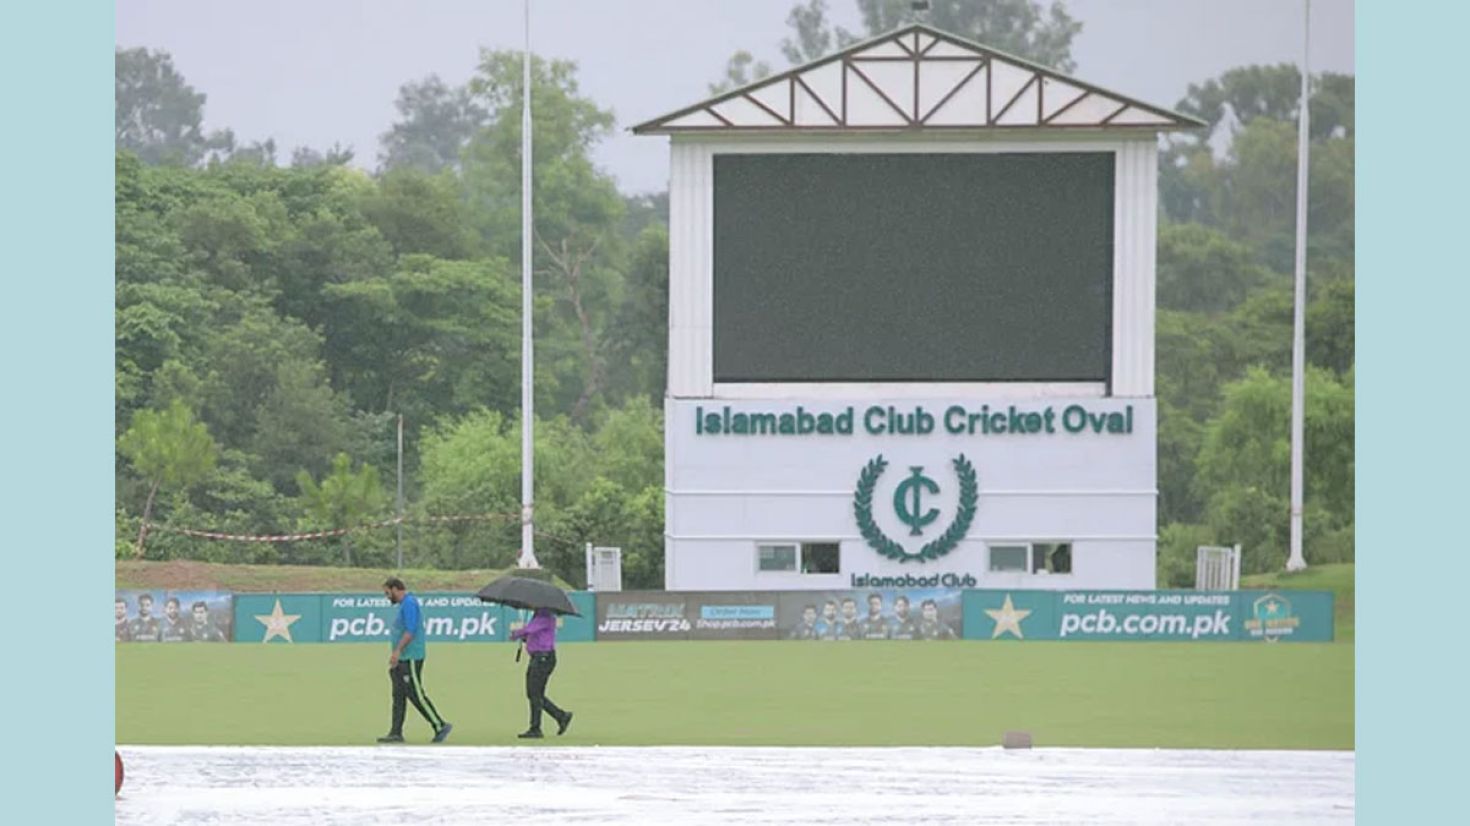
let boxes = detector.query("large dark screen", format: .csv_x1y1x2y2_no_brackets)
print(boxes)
712,153,1114,382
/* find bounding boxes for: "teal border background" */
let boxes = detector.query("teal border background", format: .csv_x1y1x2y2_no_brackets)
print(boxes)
2,0,112,819
1358,0,1460,820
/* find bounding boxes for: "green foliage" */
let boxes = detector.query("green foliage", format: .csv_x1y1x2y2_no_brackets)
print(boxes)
1174,65,1355,140
296,453,389,565
708,51,775,96
1155,523,1217,589
1307,277,1354,375
115,48,236,166
1161,68,1354,272
411,403,667,582
855,0,1081,70
712,1,1081,94
1153,61,1353,576
320,255,521,423
378,75,487,173
541,478,666,589
1157,224,1275,314
606,226,669,406
1162,366,1355,577
358,169,482,259
114,41,1352,587
119,399,222,557
589,398,665,493
119,399,219,491
461,51,620,250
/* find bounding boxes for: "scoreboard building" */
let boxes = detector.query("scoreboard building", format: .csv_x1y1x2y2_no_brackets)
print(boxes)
633,24,1202,592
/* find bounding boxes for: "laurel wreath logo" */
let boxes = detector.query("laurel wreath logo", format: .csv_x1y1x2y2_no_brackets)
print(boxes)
853,454,977,564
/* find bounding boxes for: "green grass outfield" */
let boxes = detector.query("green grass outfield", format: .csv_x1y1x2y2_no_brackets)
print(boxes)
118,639,1352,750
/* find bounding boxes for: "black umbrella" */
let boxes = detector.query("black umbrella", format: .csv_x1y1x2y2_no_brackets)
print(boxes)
475,575,580,617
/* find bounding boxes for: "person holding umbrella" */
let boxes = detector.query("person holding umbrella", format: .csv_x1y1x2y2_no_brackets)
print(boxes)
509,607,573,739
477,575,580,739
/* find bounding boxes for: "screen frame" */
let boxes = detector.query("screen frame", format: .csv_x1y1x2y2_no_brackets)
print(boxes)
663,136,1161,402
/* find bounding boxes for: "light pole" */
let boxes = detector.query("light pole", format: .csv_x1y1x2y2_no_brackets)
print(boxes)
519,0,540,569
1287,0,1312,572
396,413,404,571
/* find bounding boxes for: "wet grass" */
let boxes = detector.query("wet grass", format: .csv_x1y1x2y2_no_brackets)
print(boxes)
118,638,1351,749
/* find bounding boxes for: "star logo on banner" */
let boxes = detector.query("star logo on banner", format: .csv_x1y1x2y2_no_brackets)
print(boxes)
985,594,1032,640
254,599,301,643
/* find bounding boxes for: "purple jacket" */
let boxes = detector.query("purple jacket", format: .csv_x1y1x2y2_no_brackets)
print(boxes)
510,609,556,653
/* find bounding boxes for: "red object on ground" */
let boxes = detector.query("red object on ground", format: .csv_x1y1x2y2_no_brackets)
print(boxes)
116,751,124,795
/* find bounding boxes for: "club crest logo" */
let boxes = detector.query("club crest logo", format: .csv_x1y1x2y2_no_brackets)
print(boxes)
853,454,977,564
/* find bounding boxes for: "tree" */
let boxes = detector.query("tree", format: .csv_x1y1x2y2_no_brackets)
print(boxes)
1193,366,1354,572
119,399,220,557
416,410,598,571
1307,276,1354,375
296,453,389,566
270,202,395,329
605,225,669,406
709,1,1082,101
378,75,488,173
115,48,234,166
358,168,482,260
537,232,613,421
1156,398,1206,527
460,51,621,251
196,295,330,449
290,143,356,168
782,0,860,65
619,192,669,244
320,255,522,425
1174,65,1355,140
708,51,775,96
542,478,665,589
459,50,627,419
171,188,287,293
589,397,665,493
250,360,377,495
1157,223,1275,314
1160,67,1355,268
854,0,1081,70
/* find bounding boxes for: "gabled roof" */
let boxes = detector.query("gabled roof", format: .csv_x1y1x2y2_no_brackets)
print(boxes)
633,23,1204,134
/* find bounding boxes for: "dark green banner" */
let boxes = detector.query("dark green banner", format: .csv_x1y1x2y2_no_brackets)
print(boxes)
233,592,595,644
962,590,1334,642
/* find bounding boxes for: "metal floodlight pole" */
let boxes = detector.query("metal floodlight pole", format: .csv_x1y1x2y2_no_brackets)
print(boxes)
1287,0,1311,572
396,413,404,571
519,0,539,569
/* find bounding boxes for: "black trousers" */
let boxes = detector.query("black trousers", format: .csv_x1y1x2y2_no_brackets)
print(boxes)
389,658,445,736
525,650,567,731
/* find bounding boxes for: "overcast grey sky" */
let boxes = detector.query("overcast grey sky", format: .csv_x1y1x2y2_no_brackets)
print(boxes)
116,0,1354,195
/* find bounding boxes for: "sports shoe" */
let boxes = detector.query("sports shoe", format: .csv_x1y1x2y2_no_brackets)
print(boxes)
556,712,574,736
377,733,404,744
432,723,454,743
517,729,544,739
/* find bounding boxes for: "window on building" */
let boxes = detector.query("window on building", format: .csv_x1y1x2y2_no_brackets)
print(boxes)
757,544,797,572
989,545,1028,572
1038,542,1072,574
757,542,840,574
801,542,840,574
989,542,1073,574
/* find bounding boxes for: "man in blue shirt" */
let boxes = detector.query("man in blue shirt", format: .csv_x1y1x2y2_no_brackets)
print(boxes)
377,577,452,744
